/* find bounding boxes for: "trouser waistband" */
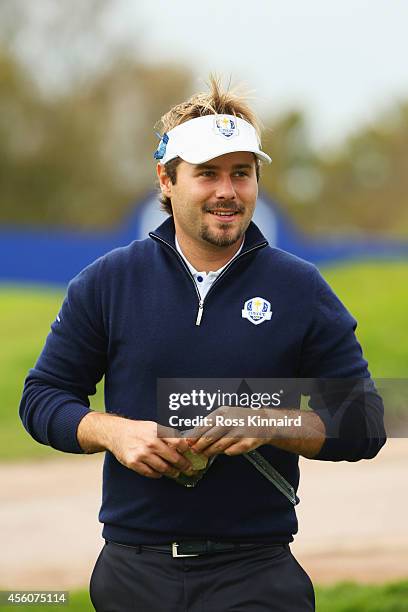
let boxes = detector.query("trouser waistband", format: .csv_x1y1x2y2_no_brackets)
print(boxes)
107,539,287,558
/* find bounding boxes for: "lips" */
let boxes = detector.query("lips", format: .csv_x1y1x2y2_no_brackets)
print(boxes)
207,210,239,223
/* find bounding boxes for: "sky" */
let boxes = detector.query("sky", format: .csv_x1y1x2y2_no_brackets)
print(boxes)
106,0,408,148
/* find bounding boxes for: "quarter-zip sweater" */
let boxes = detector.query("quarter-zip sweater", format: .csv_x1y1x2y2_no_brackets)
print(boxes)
175,235,244,301
20,218,386,546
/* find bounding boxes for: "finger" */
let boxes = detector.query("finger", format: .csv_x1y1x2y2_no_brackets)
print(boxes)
140,452,182,477
135,462,163,479
163,436,190,454
154,440,192,471
189,427,225,453
223,445,244,456
224,439,260,456
157,424,181,438
187,422,215,440
201,437,238,457
157,425,190,452
167,470,181,479
189,436,216,454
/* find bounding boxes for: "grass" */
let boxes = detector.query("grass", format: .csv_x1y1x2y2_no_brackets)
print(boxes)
0,260,407,461
0,581,408,611
314,580,408,611
0,284,104,461
320,260,408,377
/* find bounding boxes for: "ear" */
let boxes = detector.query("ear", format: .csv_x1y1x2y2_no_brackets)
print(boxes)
157,163,172,198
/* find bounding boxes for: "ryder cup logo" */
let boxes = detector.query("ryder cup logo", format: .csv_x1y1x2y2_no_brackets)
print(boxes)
242,297,273,326
214,115,238,138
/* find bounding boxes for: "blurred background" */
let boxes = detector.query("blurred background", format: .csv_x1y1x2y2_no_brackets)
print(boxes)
0,1,407,610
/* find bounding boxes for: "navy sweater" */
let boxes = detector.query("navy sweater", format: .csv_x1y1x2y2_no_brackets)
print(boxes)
20,218,386,545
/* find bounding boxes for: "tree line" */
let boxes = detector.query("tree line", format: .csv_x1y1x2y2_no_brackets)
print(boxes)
0,0,407,236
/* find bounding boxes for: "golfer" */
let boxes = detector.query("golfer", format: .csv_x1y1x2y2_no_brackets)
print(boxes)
20,76,386,611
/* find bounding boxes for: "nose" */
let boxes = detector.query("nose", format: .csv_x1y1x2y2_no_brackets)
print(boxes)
215,175,236,200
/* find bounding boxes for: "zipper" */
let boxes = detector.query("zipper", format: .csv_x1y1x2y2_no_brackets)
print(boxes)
150,235,203,324
196,299,204,326
150,233,267,326
200,242,267,309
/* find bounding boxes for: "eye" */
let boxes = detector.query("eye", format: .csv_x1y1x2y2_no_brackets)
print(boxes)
234,170,249,177
199,171,216,177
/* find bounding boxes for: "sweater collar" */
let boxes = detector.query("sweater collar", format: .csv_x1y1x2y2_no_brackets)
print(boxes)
149,216,268,253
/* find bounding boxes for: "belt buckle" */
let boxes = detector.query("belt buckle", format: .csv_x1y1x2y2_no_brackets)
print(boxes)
172,542,200,558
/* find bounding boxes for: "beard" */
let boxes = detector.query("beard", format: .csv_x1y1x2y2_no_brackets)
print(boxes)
199,223,245,247
199,201,249,247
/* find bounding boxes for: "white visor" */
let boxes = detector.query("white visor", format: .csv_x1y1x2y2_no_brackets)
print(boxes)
154,114,271,165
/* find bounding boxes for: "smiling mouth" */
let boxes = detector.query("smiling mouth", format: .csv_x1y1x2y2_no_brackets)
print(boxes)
207,210,240,221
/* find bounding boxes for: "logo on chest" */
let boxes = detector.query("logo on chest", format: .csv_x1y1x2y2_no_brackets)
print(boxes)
241,297,273,326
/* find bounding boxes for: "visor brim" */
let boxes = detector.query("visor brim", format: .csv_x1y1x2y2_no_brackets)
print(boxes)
171,148,272,165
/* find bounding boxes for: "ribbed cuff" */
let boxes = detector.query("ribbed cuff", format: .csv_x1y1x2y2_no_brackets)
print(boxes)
312,434,361,462
48,402,92,453
311,404,381,462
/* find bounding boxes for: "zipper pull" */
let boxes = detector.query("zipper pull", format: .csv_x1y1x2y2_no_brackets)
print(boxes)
195,300,204,326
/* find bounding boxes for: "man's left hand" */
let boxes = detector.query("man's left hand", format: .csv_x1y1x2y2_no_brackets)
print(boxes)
186,406,272,457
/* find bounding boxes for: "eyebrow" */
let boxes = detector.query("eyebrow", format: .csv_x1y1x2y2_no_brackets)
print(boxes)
194,163,254,171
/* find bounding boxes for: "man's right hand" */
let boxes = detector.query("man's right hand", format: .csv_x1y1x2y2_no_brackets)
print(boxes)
77,412,195,479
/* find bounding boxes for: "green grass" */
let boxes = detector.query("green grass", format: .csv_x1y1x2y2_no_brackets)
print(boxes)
0,582,407,611
320,261,408,378
0,285,104,461
0,260,407,461
315,580,408,611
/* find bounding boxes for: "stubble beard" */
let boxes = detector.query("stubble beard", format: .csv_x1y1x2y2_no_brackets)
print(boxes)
199,222,245,247
199,202,250,247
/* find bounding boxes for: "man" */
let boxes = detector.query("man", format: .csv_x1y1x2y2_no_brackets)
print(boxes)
20,77,386,611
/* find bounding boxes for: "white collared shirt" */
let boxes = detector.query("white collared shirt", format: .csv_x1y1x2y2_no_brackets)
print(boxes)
175,236,244,301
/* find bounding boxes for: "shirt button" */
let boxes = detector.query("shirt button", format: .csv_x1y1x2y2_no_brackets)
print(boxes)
196,276,203,282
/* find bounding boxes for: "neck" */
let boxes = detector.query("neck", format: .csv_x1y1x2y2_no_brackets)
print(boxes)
175,230,244,273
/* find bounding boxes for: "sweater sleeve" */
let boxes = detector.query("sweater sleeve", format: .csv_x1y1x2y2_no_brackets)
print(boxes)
19,260,108,453
299,268,386,462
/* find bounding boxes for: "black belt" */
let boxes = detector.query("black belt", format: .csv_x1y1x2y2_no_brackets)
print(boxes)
109,540,280,558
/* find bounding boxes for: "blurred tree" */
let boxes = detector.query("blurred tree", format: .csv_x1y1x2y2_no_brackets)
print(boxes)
0,0,193,228
314,104,408,236
0,0,407,236
261,105,408,237
0,53,192,227
261,112,324,231
0,0,119,93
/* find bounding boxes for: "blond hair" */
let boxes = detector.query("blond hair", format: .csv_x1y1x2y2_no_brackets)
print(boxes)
156,75,262,215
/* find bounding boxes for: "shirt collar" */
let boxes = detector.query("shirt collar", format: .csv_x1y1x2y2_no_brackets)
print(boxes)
175,235,244,277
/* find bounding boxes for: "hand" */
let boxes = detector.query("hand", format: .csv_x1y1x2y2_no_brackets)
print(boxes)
106,418,197,479
186,406,272,458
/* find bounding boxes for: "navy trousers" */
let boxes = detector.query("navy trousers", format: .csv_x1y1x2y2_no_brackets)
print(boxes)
90,541,315,612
